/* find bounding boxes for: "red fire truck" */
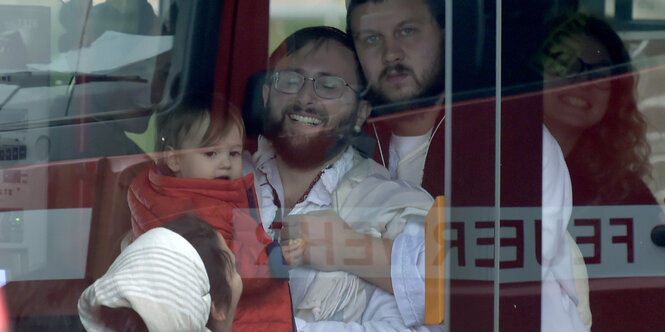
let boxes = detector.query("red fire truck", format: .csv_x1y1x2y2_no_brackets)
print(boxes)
1,0,665,331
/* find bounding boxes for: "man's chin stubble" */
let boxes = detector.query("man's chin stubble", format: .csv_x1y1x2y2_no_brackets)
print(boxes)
370,86,419,105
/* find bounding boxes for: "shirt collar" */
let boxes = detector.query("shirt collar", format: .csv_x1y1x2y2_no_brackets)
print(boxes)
254,136,355,212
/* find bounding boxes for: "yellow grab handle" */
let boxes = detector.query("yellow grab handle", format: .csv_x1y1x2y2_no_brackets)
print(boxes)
425,196,445,324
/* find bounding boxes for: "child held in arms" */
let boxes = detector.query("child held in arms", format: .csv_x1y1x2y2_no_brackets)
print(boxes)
128,95,293,331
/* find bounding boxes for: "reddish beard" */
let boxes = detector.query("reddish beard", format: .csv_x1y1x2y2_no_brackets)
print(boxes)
271,129,337,169
263,103,356,169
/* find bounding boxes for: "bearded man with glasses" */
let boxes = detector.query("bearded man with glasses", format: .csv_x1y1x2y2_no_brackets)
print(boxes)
260,28,369,172
252,26,435,329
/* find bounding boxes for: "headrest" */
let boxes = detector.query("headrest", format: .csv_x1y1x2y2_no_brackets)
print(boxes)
242,71,268,137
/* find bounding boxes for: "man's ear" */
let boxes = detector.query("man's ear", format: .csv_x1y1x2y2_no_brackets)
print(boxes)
164,147,180,174
355,100,371,129
210,302,226,322
262,84,270,108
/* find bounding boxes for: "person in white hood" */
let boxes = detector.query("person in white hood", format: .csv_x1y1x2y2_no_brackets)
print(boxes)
78,215,243,332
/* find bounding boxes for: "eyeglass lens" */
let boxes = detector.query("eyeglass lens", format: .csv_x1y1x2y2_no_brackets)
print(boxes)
546,52,612,88
274,71,348,99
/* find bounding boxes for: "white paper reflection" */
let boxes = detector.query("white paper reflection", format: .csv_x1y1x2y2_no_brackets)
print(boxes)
28,31,172,74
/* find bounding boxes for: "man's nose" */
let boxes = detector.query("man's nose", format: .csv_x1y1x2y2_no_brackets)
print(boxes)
297,78,317,105
382,37,405,64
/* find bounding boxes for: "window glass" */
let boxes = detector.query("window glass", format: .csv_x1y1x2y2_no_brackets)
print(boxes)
526,2,665,331
4,0,665,331
269,0,346,53
0,1,193,330
633,0,665,19
0,0,176,163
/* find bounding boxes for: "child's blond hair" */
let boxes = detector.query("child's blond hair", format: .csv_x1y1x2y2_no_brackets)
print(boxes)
156,94,245,171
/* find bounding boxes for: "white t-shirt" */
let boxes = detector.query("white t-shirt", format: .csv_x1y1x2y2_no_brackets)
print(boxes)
388,130,431,183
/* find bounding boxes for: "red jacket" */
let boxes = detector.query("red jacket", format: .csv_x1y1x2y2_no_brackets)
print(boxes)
128,166,293,331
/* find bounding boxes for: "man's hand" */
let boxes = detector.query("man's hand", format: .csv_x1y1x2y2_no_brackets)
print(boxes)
282,210,359,271
282,239,304,267
282,210,395,293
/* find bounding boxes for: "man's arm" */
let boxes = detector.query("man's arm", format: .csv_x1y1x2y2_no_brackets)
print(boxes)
293,287,419,332
282,211,394,293
283,211,429,327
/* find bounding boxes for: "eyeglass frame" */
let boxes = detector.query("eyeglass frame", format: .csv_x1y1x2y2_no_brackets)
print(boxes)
543,52,615,90
269,70,362,99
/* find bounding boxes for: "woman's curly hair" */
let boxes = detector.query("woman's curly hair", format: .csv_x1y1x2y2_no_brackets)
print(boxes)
539,13,651,203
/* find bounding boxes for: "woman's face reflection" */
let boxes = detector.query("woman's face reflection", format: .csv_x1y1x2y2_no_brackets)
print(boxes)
543,33,613,133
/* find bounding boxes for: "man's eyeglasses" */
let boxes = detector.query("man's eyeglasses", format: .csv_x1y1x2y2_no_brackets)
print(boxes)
544,52,613,89
271,70,360,99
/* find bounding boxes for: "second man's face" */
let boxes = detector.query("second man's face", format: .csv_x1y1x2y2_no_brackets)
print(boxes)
351,0,444,104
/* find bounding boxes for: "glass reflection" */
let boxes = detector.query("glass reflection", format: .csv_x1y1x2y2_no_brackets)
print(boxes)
538,14,656,206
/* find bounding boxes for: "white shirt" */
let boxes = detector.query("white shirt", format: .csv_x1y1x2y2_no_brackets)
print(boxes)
541,126,588,332
388,130,430,183
253,137,354,235
252,137,430,331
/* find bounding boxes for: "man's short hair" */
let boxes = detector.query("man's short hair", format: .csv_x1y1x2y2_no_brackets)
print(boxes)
267,26,366,87
345,0,445,38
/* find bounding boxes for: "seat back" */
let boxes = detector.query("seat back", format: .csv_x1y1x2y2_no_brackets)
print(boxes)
4,154,151,321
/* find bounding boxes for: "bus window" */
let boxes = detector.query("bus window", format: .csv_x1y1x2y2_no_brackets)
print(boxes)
1,1,225,330
269,0,347,53
0,0,175,163
2,0,665,331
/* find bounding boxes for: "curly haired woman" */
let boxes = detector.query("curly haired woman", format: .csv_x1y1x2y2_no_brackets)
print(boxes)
537,13,656,206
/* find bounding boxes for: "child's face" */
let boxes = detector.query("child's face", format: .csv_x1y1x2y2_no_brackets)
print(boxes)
169,120,243,180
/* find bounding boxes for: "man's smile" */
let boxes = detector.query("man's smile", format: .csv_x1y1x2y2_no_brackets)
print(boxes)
288,113,324,126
